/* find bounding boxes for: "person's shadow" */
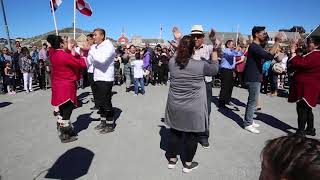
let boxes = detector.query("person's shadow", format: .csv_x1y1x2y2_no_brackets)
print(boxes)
73,107,122,134
45,147,94,180
0,102,12,108
78,92,91,100
230,98,246,108
254,112,296,134
212,96,244,128
113,107,122,129
72,112,95,134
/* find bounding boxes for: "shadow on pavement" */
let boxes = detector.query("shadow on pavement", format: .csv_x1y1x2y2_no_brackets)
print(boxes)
78,91,91,100
212,96,244,128
0,102,12,108
231,98,246,108
254,112,296,134
218,108,244,128
45,147,94,180
73,112,94,134
73,107,122,134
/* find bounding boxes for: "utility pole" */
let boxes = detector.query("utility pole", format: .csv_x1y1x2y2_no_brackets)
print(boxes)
0,0,12,51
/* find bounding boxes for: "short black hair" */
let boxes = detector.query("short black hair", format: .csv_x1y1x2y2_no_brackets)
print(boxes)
47,35,63,49
225,40,233,48
42,43,48,47
252,26,266,38
87,33,93,38
93,28,106,40
311,36,320,46
135,53,141,59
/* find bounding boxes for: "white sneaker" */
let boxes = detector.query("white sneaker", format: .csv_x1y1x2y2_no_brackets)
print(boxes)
244,125,260,134
252,121,260,128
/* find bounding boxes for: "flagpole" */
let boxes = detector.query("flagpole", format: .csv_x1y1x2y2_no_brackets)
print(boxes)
50,0,58,35
73,0,76,39
0,0,12,51
236,24,239,47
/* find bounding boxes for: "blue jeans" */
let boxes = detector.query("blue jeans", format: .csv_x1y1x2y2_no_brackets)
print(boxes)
244,82,261,127
134,78,145,95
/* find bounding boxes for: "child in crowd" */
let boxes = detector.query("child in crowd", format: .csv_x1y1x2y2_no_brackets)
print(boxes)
4,61,15,95
131,53,145,96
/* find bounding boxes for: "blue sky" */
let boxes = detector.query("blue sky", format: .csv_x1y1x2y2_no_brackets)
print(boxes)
0,0,319,40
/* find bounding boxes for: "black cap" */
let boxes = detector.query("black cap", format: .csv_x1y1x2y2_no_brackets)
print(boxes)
252,26,266,37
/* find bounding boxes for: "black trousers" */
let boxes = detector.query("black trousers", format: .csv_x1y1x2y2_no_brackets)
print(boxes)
296,100,314,131
167,128,198,162
59,101,75,120
94,81,114,119
236,72,244,87
198,81,212,141
38,73,46,89
152,67,160,84
88,73,97,106
159,64,169,84
219,68,234,105
269,68,278,93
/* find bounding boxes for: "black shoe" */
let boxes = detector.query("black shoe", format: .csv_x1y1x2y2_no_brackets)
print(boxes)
59,126,78,143
94,121,107,130
295,130,306,137
90,106,98,111
218,101,227,108
99,126,115,134
168,158,178,169
126,88,130,92
59,133,78,143
199,140,210,149
305,128,316,136
182,162,199,173
53,111,60,116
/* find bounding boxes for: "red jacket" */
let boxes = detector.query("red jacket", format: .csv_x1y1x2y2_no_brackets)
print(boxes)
49,48,87,107
288,50,320,107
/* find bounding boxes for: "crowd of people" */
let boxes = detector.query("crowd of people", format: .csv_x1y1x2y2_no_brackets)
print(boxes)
0,24,319,176
0,42,51,94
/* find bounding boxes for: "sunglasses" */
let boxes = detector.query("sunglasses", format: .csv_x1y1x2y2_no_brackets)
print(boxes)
192,34,204,39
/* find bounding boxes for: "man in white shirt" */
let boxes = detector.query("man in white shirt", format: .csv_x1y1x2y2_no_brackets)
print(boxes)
191,25,219,149
131,53,145,96
87,28,116,134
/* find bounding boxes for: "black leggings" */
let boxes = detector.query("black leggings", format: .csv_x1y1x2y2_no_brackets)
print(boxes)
88,73,97,106
296,100,314,131
167,128,198,162
59,101,75,120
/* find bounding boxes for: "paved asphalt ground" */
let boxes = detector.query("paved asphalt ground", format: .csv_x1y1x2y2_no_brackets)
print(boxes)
0,85,319,180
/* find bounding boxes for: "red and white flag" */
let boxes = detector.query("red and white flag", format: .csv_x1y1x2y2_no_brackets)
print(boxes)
50,0,62,11
76,0,92,16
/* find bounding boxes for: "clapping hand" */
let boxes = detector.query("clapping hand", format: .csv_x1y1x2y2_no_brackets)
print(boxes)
172,26,182,41
289,39,298,54
275,32,287,43
209,29,216,43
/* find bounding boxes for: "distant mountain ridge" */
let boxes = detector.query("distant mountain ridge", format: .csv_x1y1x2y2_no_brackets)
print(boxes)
30,27,92,40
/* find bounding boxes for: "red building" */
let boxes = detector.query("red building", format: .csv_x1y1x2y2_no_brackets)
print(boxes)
117,32,129,47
